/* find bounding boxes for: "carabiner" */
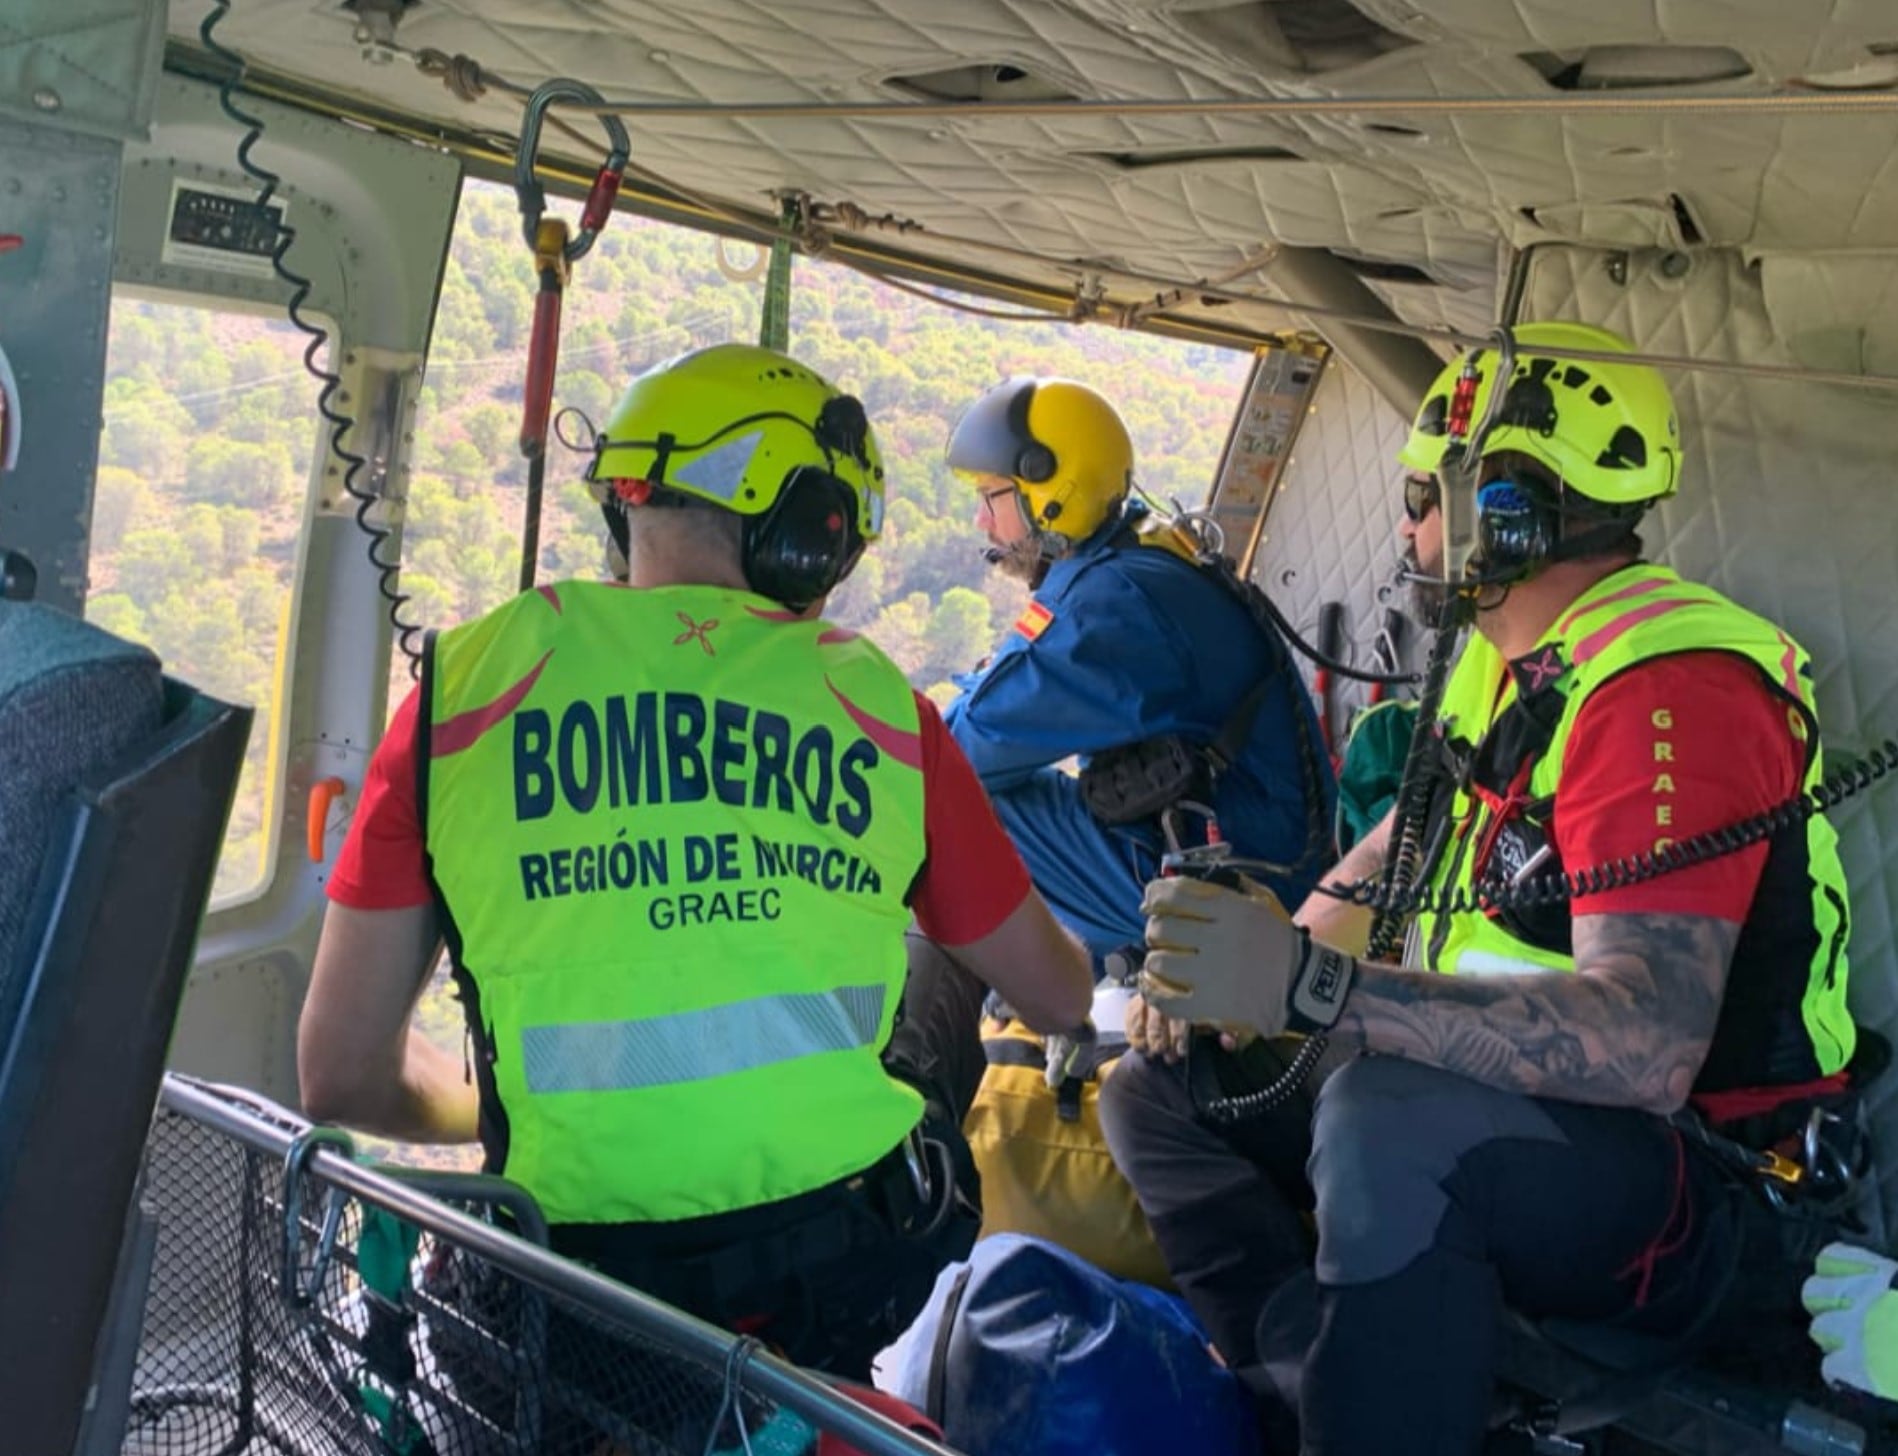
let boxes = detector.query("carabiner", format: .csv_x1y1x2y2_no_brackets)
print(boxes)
280,1123,356,1312
513,78,631,264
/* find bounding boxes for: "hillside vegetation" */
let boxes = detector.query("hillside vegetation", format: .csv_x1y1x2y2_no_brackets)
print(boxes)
91,179,1253,903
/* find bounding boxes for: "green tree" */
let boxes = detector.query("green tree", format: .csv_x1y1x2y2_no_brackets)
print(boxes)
923,587,991,679
555,369,613,429
90,466,150,552
113,526,196,607
86,592,147,642
182,437,297,510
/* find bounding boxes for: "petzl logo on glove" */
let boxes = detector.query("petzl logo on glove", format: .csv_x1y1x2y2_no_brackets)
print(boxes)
1289,944,1356,1033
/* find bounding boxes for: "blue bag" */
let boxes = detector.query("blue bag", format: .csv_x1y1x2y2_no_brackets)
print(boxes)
876,1234,1257,1456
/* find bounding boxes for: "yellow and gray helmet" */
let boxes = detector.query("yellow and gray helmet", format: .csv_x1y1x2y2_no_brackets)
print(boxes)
1398,322,1682,507
590,342,887,538
946,377,1134,549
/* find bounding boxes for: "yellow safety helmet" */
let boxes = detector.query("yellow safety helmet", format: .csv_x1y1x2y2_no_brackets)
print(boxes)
591,342,886,538
1397,322,1681,507
946,378,1134,547
588,343,886,609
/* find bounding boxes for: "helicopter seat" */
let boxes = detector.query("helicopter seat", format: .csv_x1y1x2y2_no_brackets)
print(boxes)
0,600,250,1456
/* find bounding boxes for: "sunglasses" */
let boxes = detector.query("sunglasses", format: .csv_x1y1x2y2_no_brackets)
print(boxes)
1403,473,1440,523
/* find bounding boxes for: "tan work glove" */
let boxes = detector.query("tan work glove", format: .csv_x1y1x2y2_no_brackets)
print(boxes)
1043,1020,1098,1090
1139,875,1357,1038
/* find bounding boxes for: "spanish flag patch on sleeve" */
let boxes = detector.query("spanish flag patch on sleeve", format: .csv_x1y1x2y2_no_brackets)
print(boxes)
1013,601,1054,642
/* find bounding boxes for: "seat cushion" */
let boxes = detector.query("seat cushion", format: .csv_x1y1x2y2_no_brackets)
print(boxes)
0,602,162,1001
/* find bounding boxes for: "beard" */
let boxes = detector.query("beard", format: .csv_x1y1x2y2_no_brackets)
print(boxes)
987,537,1049,587
1399,544,1459,629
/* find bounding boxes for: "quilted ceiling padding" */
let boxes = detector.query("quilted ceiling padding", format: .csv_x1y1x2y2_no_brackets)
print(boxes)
166,0,1898,357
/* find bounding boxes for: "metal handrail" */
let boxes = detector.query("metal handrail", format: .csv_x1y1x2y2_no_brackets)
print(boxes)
158,1074,959,1456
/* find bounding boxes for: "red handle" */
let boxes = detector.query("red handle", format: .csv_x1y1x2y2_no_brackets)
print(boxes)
308,777,347,863
520,282,563,458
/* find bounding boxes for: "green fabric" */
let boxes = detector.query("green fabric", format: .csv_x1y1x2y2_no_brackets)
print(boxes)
1335,699,1418,853
357,1205,422,1302
759,198,797,352
354,1203,427,1454
1422,565,1854,1075
425,581,928,1224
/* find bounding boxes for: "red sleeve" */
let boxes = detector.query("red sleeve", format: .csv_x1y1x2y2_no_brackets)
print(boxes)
327,687,434,910
1556,652,1805,921
909,692,1034,946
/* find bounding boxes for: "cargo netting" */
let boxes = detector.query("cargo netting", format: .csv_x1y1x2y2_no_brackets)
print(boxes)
123,1077,951,1456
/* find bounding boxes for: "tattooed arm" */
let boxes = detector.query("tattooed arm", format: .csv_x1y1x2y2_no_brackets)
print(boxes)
1331,913,1736,1115
1293,807,1394,956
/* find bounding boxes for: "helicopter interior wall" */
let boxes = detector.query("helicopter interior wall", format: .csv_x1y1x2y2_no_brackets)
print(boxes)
1252,241,1898,1245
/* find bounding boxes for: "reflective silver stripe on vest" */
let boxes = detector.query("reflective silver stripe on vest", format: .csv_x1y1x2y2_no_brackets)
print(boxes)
520,983,889,1094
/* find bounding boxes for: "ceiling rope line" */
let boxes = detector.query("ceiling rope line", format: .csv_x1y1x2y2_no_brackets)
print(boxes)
406,46,1898,392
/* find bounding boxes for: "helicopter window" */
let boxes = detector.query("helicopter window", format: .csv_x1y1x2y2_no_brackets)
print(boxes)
398,179,1255,709
90,293,321,906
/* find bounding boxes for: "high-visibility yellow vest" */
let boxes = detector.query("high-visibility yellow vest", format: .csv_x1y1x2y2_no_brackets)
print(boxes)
422,581,927,1223
1423,565,1854,1088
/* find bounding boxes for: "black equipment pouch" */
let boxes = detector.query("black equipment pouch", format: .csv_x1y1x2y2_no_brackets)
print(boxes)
1077,677,1272,828
1079,735,1208,825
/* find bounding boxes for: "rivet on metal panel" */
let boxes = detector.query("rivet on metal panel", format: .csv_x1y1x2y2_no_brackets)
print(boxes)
31,88,60,112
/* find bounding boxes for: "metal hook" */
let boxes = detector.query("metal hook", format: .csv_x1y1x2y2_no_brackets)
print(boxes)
280,1124,355,1312
1169,506,1228,561
514,79,632,262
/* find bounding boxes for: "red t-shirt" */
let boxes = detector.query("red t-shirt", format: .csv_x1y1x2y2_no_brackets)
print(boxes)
1556,651,1805,921
328,685,1032,947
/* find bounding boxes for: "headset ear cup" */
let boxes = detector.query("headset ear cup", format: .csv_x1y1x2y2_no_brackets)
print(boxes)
742,468,863,612
1473,481,1553,574
1016,441,1057,484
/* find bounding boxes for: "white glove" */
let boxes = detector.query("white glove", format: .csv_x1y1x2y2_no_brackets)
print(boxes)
1138,875,1357,1037
1044,1021,1098,1090
1803,1240,1898,1399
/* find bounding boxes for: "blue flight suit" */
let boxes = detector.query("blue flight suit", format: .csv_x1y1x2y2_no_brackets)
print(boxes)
944,506,1336,961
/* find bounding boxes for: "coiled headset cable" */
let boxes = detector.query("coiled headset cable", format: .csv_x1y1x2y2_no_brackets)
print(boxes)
1323,735,1898,920
200,1,427,674
1193,613,1468,1125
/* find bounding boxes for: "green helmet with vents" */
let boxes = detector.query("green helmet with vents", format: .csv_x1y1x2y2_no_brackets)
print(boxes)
589,343,887,540
1397,322,1682,507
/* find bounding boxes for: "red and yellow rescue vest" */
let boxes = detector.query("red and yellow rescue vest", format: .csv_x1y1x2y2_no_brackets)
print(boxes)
1423,565,1854,1089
